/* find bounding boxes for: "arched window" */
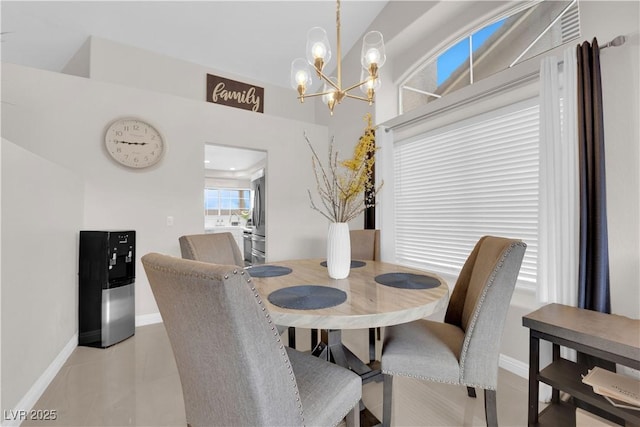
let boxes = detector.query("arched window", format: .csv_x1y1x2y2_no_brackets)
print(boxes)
400,0,580,114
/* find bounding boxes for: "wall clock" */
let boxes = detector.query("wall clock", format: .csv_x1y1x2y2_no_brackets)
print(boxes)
104,118,165,168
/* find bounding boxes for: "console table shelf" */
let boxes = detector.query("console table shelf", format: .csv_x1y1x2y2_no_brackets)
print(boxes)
523,303,640,426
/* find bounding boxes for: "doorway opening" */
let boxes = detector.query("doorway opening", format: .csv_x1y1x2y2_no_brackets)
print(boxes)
204,143,267,265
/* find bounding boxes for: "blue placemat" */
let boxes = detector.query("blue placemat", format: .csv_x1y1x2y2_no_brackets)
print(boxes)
246,265,292,278
268,285,347,310
375,273,440,289
320,260,366,268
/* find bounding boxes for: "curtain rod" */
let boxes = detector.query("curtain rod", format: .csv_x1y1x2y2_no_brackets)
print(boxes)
385,35,626,133
600,35,626,49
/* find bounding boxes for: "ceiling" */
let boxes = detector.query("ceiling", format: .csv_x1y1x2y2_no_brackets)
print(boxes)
1,0,389,90
2,1,390,172
204,144,266,173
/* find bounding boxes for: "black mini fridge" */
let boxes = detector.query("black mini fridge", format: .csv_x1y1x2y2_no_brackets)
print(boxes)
79,230,135,347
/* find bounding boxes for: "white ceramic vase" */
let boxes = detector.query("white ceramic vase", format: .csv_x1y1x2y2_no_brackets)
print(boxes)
327,222,351,279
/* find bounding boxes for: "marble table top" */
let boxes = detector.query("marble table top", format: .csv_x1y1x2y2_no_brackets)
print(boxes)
252,258,450,330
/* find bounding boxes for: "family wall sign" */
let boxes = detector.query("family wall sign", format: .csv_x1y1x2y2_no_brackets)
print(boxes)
206,74,264,113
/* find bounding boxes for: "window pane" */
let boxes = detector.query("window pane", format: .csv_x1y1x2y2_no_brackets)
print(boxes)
204,188,251,217
437,37,470,87
511,0,580,65
401,60,438,112
239,190,251,210
204,189,219,215
471,19,506,83
400,0,580,114
394,100,539,290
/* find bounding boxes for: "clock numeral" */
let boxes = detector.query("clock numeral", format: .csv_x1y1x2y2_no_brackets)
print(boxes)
133,124,140,131
115,130,123,136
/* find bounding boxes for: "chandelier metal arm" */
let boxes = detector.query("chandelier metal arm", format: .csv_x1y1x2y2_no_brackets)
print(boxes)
344,93,372,102
297,90,336,100
315,68,341,92
342,79,371,94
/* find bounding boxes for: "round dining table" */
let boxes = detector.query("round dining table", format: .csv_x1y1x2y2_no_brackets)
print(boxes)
249,258,449,426
250,258,449,330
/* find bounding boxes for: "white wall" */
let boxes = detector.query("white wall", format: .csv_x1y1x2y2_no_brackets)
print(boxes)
1,62,330,412
2,62,329,315
81,37,318,124
1,139,84,414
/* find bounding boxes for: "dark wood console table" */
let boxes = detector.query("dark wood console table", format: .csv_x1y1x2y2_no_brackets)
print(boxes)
523,303,640,426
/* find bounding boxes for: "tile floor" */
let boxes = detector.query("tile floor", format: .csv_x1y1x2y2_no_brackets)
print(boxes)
24,323,531,426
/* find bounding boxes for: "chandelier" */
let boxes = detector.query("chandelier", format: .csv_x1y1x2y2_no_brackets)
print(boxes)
290,0,386,115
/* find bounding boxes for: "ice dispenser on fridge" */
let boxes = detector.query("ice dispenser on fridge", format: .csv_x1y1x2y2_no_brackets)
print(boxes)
79,230,135,347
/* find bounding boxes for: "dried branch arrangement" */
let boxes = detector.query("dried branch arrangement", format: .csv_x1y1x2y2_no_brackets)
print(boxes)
305,114,383,223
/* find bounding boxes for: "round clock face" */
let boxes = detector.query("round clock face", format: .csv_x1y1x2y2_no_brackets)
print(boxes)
105,118,165,168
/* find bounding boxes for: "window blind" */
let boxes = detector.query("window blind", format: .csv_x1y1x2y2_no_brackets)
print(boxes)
394,100,539,290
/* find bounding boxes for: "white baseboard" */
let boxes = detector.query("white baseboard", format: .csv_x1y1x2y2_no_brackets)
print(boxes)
135,312,162,327
1,334,77,427
499,353,528,379
499,353,552,402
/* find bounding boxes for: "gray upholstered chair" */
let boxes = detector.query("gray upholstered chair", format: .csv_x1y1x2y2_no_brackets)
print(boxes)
179,232,295,347
142,253,362,427
381,236,526,427
350,229,380,262
179,232,244,267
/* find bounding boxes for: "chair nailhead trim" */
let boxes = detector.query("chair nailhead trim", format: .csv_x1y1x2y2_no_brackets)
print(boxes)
246,275,304,423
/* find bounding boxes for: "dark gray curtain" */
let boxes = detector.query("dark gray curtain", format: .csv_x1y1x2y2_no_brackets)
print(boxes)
576,38,611,314
576,39,615,378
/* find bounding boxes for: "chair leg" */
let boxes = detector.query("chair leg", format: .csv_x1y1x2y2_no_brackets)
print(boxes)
368,328,376,362
382,374,393,427
467,386,476,398
377,326,381,340
288,327,296,349
345,405,360,427
484,389,498,427
311,329,318,349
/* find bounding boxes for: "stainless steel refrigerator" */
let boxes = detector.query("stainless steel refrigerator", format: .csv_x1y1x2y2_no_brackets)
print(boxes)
251,175,266,264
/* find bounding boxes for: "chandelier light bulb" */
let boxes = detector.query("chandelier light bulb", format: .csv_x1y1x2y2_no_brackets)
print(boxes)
290,58,312,102
360,68,381,105
361,31,386,76
306,27,332,73
312,42,327,60
322,77,340,115
296,70,309,85
365,48,381,66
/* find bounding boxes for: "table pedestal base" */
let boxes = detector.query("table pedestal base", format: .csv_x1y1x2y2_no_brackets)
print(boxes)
311,329,382,426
